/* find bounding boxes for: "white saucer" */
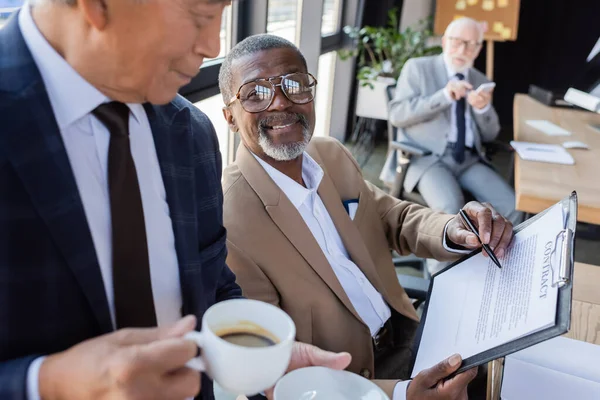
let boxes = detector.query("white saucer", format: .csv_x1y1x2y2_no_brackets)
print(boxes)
274,366,391,400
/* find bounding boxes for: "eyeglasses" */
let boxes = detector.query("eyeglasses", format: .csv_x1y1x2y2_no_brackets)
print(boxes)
446,36,482,52
226,72,318,113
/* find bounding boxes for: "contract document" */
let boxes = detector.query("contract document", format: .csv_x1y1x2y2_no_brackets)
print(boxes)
411,193,578,377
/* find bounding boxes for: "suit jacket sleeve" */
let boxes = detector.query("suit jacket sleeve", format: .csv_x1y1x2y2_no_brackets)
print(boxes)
226,240,280,307
213,148,243,303
0,355,39,400
388,59,453,129
472,104,501,142
216,256,243,303
365,180,459,262
194,109,242,303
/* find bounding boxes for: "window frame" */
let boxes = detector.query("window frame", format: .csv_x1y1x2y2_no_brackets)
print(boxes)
180,0,348,103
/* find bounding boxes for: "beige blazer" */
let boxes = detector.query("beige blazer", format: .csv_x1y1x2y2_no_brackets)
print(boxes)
223,137,458,396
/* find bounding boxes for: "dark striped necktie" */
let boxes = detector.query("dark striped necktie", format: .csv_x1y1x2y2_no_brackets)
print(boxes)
93,102,157,328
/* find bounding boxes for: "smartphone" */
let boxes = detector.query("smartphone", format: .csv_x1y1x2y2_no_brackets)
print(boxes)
476,82,496,93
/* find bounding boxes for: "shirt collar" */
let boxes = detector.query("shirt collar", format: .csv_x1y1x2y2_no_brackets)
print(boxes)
18,3,143,129
252,152,324,210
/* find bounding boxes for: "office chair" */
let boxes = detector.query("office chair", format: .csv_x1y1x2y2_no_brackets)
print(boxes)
384,85,514,202
396,268,429,311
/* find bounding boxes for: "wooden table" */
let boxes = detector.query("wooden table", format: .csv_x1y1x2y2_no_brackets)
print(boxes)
513,94,600,224
487,262,600,399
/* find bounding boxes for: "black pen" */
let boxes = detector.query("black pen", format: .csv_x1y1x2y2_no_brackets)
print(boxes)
458,209,502,269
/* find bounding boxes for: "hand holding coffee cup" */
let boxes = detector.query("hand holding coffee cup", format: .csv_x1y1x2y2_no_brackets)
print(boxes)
267,342,353,399
184,299,295,395
37,316,200,400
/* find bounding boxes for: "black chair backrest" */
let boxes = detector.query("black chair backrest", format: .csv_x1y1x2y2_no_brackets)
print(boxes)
386,84,395,102
386,84,397,145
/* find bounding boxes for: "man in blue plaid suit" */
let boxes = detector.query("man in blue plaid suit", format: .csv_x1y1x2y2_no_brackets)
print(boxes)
0,1,350,400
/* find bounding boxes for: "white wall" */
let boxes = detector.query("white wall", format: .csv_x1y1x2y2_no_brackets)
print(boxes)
399,0,435,31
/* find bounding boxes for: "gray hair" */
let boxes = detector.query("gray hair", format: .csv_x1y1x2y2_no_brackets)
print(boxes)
444,17,484,42
218,34,308,104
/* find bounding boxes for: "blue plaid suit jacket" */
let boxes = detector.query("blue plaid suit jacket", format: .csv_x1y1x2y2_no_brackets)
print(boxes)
0,13,241,399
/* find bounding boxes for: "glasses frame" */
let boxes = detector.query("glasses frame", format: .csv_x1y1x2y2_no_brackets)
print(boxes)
446,36,482,53
226,72,318,113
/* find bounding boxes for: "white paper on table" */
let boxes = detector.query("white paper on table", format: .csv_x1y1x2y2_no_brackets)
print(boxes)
501,337,600,400
411,205,564,377
510,141,575,165
525,120,571,136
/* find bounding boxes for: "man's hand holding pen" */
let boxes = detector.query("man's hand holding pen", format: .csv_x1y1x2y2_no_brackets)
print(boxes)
446,202,514,263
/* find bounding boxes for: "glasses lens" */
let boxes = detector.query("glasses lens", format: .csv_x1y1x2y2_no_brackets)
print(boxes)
449,37,479,52
239,81,274,112
282,73,316,104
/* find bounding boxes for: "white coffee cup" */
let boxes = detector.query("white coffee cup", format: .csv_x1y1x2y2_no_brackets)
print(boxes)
184,299,295,395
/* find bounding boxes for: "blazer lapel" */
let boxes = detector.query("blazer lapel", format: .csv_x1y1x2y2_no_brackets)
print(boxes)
0,79,113,334
235,145,363,323
434,55,452,125
309,152,393,304
0,17,112,333
144,103,203,316
434,54,450,94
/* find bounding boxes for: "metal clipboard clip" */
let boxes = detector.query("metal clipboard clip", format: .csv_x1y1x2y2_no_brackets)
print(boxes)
548,228,573,288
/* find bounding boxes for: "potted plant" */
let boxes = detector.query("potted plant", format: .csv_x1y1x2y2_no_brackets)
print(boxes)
339,9,442,120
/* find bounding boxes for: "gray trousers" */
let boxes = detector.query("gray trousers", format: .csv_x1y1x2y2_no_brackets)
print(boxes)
417,149,522,275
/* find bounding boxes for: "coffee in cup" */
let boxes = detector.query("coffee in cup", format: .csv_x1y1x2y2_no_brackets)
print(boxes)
216,322,279,348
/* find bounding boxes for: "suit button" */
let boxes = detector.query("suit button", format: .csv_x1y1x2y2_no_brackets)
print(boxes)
360,368,372,379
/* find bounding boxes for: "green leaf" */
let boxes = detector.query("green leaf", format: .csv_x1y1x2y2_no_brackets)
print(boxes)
348,8,442,85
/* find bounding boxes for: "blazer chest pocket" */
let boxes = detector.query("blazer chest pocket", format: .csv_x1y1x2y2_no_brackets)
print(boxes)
350,193,369,225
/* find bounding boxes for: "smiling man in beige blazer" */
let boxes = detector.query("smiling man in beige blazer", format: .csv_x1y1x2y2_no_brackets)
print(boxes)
219,34,514,400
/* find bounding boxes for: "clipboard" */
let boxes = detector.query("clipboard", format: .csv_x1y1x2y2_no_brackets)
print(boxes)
410,191,578,377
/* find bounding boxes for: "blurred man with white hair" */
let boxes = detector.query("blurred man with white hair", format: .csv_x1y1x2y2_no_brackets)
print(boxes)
387,17,520,274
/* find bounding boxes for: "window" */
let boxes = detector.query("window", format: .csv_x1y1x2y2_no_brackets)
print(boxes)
204,6,232,63
321,0,342,36
0,0,23,28
314,52,337,137
182,0,353,144
266,0,299,44
183,4,234,103
194,95,230,170
215,6,232,59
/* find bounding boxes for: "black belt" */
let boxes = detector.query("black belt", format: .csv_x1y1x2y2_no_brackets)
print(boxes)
373,318,395,354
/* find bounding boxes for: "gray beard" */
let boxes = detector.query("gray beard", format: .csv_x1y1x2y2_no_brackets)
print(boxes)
258,125,312,161
444,53,473,73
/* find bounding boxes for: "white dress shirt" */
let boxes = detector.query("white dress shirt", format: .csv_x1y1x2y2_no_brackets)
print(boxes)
254,153,416,400
19,5,182,399
443,62,491,148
